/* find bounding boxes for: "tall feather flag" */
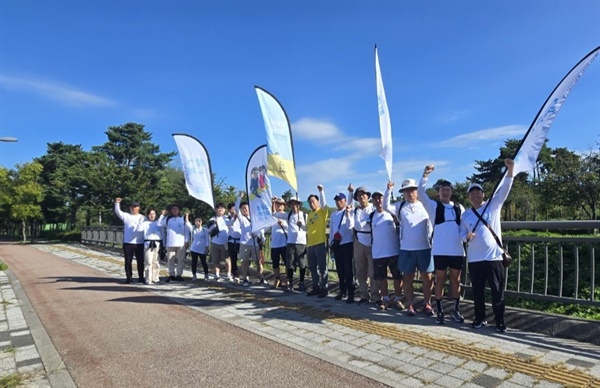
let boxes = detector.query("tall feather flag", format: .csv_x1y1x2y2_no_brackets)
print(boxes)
509,45,600,179
246,145,277,233
476,45,600,228
376,45,393,182
254,86,298,192
172,133,215,208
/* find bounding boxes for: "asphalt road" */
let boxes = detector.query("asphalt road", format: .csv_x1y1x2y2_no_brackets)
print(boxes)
0,243,385,388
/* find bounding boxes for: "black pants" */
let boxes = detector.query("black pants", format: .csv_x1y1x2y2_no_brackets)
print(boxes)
191,252,208,275
333,242,355,296
228,241,240,276
123,243,144,280
468,260,505,323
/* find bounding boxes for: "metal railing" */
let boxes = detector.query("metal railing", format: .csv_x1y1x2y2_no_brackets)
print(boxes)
82,221,600,307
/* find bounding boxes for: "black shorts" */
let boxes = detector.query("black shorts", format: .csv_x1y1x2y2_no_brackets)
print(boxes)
271,246,286,268
434,255,465,271
373,256,402,280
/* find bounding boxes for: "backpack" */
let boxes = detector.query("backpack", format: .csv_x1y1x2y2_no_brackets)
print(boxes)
368,202,405,245
287,211,307,226
434,201,462,226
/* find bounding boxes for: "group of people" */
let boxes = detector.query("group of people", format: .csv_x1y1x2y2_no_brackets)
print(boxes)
114,158,514,332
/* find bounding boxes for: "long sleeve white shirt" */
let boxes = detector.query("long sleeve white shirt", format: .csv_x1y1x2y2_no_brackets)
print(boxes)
158,215,188,248
188,224,210,254
275,211,306,245
460,177,513,263
371,210,400,259
142,217,163,248
114,202,145,244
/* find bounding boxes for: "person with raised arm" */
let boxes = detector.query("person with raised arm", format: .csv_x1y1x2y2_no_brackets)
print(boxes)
114,198,145,284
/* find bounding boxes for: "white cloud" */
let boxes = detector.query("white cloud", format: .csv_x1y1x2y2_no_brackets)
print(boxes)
439,110,469,123
0,75,117,107
437,125,526,148
292,118,342,142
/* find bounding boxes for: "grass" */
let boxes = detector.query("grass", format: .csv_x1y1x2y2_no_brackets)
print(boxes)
0,372,25,388
2,346,15,354
0,262,7,271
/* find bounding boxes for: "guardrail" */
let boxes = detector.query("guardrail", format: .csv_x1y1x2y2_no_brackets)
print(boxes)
82,221,600,307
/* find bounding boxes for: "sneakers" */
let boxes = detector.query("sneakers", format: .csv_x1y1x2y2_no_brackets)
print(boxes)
216,276,224,282
422,304,434,317
204,274,209,281
390,297,405,310
259,278,268,285
334,293,346,301
496,319,506,332
436,310,445,324
285,284,293,293
451,309,465,323
298,282,306,292
227,274,234,282
346,296,355,304
175,276,184,282
406,304,416,317
318,289,328,298
378,299,389,310
192,275,198,282
471,320,487,329
242,280,250,287
307,288,320,297
357,298,369,305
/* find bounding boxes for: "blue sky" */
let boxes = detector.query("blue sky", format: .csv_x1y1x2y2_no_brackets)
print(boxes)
1,1,599,201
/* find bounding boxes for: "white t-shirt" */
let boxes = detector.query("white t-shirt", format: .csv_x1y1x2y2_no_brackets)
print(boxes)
208,216,229,245
270,211,288,248
351,204,375,247
384,189,431,251
159,216,188,248
189,225,209,254
371,211,399,259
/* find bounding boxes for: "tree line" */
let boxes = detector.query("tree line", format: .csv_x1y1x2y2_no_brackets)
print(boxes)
0,122,598,241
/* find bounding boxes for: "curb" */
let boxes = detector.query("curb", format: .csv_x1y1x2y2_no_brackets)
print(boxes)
6,269,76,388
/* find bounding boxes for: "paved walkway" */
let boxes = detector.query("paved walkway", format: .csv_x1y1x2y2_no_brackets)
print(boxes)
1,242,600,387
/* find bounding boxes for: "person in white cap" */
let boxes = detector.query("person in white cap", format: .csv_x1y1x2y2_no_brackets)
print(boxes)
461,158,515,332
329,187,355,303
369,190,401,310
385,179,433,317
114,198,145,284
419,166,466,324
347,185,378,305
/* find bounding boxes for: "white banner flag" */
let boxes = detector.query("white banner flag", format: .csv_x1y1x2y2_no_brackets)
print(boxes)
246,145,277,233
255,86,298,192
512,46,600,177
376,46,393,182
172,133,215,208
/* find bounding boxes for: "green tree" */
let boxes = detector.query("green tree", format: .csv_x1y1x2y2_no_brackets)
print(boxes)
92,123,175,224
9,162,44,242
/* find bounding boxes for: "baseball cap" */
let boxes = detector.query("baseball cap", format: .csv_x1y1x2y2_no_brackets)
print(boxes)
334,193,346,201
467,183,483,193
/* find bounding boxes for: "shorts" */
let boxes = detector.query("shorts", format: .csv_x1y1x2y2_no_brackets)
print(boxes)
373,256,402,280
239,243,259,262
434,255,465,271
399,249,433,274
209,242,230,266
285,243,307,270
271,246,286,267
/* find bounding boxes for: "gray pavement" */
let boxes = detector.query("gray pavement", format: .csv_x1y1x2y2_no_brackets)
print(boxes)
1,242,600,387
